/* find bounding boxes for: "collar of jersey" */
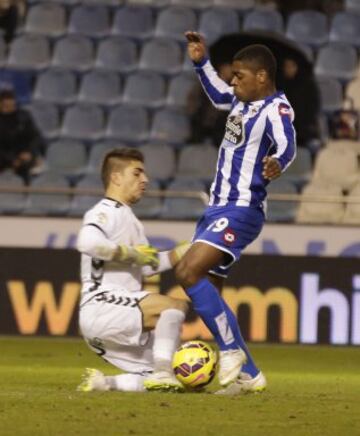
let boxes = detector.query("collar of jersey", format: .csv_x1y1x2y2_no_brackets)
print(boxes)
104,197,125,208
247,90,284,105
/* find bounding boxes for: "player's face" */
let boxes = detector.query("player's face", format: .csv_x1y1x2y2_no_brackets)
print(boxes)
119,160,149,204
231,61,265,102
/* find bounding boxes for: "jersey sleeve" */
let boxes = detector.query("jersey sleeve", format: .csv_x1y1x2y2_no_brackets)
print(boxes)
193,57,234,111
267,101,297,172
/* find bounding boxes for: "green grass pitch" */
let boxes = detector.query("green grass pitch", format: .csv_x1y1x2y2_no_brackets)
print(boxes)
0,337,359,436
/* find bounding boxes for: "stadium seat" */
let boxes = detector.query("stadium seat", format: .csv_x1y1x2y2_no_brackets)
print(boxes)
315,43,358,82
282,147,312,188
166,72,197,108
78,71,122,106
27,101,61,140
33,69,77,105
342,181,360,224
106,105,150,143
95,36,138,73
0,172,26,215
316,77,343,112
126,0,170,7
139,38,183,75
329,12,360,48
49,0,80,4
266,178,298,222
295,42,314,63
122,71,166,108
0,37,6,68
176,144,218,182
150,108,190,144
345,0,360,13
7,35,51,70
243,9,284,34
296,181,345,224
61,103,105,141
45,139,87,177
52,35,94,72
68,5,110,38
25,172,71,216
161,178,207,219
155,6,197,41
24,3,66,37
286,10,328,47
170,0,213,9
87,141,124,174
132,180,163,219
140,143,176,181
199,8,240,44
69,174,103,217
112,6,154,40
82,0,122,4
312,147,359,190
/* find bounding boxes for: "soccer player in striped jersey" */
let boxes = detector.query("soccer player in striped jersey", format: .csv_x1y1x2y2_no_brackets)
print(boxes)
176,32,297,395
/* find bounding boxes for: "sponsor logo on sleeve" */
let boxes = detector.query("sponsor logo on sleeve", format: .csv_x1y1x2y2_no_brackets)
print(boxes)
278,103,291,117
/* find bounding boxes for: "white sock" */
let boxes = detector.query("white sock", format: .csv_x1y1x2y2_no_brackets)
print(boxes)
153,308,185,372
105,374,146,392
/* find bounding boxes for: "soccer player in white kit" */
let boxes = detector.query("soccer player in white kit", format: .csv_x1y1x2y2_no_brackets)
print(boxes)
77,148,188,393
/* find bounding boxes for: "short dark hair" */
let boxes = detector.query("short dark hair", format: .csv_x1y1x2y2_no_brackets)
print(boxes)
101,147,144,188
233,44,277,82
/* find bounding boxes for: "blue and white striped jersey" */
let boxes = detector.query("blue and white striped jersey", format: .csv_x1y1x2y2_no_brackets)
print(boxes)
194,58,297,208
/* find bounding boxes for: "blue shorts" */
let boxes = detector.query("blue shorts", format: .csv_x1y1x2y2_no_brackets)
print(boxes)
192,205,264,278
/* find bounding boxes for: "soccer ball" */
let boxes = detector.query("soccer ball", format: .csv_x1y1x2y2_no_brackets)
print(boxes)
172,341,217,389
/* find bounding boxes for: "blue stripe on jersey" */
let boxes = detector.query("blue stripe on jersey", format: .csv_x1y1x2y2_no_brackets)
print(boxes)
197,68,233,105
212,147,226,205
266,111,295,170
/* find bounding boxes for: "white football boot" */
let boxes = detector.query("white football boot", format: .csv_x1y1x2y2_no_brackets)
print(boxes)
77,368,110,392
218,348,247,386
144,371,185,393
215,371,267,395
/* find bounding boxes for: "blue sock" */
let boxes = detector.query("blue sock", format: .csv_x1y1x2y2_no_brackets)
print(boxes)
222,301,259,378
186,278,239,351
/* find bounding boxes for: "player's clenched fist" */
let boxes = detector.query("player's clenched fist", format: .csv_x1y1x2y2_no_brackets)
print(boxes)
262,156,282,181
185,31,207,64
114,244,159,269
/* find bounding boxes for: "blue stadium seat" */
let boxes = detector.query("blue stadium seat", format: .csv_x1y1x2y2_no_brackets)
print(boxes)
155,6,197,41
33,69,77,105
27,102,61,140
45,139,87,177
267,178,298,222
176,144,218,182
345,0,360,13
317,77,343,112
0,172,26,215
112,6,154,40
282,147,312,188
52,35,94,72
95,36,138,73
82,0,121,5
25,172,71,216
7,35,51,70
243,9,284,34
198,8,240,44
315,43,357,82
132,180,163,219
286,10,328,47
61,103,105,141
122,71,166,108
69,174,103,217
25,3,66,37
150,108,190,144
106,105,150,143
78,71,122,106
126,0,170,7
161,178,207,219
68,5,110,38
139,38,183,74
140,143,176,181
166,72,196,108
329,11,360,48
213,0,254,10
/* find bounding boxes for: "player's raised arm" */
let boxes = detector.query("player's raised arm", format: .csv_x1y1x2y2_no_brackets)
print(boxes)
185,31,234,110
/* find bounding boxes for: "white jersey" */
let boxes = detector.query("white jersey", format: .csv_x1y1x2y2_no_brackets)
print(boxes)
79,197,148,293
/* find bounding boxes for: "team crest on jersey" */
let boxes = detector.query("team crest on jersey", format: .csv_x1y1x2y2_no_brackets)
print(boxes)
223,228,236,245
278,103,290,117
224,114,244,146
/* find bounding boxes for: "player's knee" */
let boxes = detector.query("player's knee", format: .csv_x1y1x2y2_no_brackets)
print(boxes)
175,259,204,288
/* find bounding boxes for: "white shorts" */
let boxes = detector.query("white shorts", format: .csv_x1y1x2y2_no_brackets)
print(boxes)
79,287,154,374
